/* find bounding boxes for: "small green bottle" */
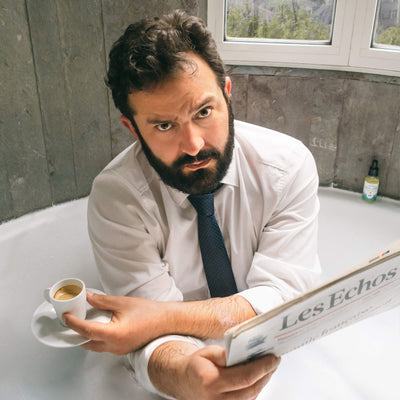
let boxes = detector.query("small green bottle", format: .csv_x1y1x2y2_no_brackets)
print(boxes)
362,159,379,203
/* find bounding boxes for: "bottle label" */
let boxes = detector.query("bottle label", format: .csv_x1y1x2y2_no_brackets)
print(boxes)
362,181,378,202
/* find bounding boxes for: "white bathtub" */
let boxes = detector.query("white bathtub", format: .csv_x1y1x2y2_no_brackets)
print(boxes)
1,187,399,400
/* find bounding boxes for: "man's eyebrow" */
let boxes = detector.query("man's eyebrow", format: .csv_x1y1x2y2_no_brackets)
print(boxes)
146,96,217,125
146,116,176,125
190,95,215,114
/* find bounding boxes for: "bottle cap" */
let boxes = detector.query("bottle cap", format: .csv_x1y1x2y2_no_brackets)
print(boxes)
368,159,379,177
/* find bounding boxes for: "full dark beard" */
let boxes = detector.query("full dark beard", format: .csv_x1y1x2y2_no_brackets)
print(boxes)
132,101,235,195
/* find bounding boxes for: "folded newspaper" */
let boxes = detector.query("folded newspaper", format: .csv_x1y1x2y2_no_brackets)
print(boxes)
225,240,400,366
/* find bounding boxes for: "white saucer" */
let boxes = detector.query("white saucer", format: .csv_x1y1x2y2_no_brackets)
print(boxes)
31,288,112,348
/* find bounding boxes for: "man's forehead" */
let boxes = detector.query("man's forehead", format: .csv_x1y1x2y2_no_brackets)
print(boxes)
128,56,222,117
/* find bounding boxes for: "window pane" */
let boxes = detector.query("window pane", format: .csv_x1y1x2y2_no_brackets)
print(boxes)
373,0,400,49
225,0,336,43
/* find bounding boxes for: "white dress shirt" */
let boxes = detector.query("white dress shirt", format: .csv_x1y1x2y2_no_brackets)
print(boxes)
87,120,320,396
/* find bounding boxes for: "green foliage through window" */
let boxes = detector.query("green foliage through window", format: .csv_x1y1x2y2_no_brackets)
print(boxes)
226,0,332,41
375,25,400,47
373,0,400,48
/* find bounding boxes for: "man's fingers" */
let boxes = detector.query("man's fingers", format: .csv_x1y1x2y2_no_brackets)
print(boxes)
221,370,276,400
63,312,113,342
239,354,281,386
217,354,281,393
63,291,117,342
85,290,118,311
81,340,107,353
198,345,227,367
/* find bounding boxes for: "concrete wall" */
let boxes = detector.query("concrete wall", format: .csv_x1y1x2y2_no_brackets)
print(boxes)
1,0,399,223
229,67,400,199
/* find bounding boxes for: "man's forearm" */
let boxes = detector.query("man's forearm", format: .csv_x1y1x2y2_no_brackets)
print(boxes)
148,340,199,399
165,294,257,339
146,295,257,397
64,292,257,356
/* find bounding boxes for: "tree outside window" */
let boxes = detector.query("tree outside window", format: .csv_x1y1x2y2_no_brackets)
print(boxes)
226,0,335,42
373,0,400,47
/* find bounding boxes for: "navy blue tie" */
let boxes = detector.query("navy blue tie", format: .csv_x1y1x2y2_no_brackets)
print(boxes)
188,193,238,297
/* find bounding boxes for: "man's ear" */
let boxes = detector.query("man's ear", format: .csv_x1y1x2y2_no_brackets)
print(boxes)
120,115,139,140
224,76,232,99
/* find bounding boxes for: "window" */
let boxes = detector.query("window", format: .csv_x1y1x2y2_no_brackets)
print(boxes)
225,0,336,44
207,0,400,76
373,0,400,48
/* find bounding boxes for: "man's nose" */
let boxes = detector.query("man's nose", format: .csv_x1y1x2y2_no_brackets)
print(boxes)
179,123,205,156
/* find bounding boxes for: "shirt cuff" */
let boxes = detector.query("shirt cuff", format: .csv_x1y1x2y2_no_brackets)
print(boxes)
236,286,285,315
127,335,205,398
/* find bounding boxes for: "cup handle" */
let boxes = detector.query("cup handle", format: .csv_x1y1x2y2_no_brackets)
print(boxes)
43,288,51,303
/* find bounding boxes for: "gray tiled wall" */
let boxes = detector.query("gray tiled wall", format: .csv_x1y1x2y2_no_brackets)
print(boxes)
229,67,400,200
1,0,399,223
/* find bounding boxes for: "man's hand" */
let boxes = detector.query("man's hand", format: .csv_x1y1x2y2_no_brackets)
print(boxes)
64,290,257,356
63,290,169,355
149,342,281,400
65,291,278,398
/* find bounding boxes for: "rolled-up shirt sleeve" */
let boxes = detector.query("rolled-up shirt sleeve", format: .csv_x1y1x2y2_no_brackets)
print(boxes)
88,171,201,394
238,149,320,315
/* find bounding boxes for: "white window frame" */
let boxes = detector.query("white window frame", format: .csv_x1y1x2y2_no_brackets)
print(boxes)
207,0,400,77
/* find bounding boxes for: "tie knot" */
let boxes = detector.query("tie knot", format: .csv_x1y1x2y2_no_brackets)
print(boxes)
188,193,214,217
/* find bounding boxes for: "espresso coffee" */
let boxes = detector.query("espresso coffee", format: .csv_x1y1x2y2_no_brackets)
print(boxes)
54,284,82,301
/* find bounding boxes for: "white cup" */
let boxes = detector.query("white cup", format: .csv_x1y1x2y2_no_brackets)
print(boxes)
43,278,87,326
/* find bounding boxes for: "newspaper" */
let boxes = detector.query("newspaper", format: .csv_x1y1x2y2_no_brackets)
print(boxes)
225,240,400,366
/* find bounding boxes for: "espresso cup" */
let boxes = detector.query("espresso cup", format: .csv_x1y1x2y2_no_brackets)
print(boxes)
43,278,86,326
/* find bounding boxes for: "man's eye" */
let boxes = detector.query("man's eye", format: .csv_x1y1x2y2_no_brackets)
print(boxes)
156,123,172,131
198,107,211,119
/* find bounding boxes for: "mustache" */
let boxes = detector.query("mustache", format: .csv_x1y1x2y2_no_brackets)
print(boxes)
173,149,221,168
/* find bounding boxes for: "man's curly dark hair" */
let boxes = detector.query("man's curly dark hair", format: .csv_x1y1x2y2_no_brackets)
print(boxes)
106,9,227,118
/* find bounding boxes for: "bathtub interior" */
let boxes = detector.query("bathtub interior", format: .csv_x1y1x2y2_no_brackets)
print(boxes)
0,187,399,399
